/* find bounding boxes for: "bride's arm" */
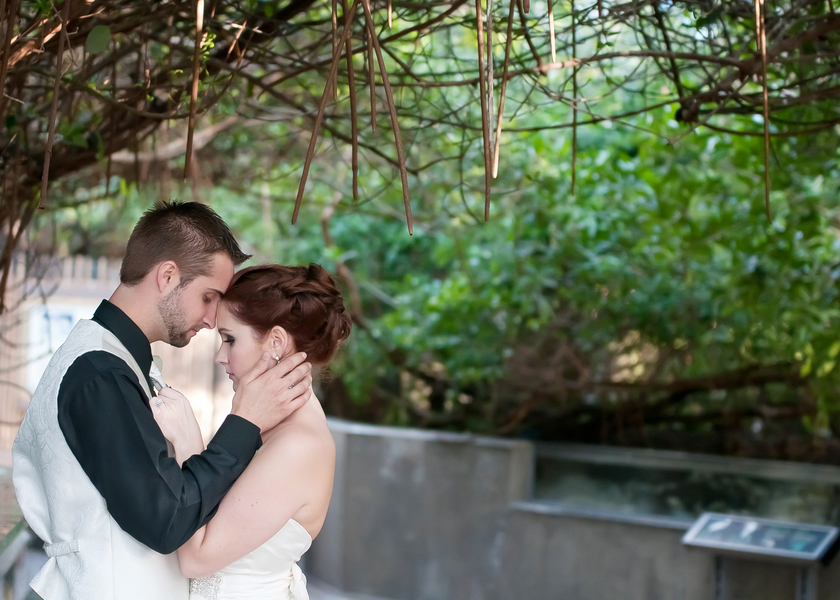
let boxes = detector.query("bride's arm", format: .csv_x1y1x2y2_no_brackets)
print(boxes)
151,387,206,466
177,427,332,578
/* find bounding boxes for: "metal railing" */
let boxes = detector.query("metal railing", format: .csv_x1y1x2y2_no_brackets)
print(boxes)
0,518,39,600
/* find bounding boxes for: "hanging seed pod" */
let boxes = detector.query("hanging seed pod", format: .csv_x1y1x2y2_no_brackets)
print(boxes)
487,0,495,155
331,0,339,100
756,0,771,220
548,0,556,63
184,0,205,180
492,0,516,178
367,27,377,132
360,0,414,233
475,0,492,219
342,0,359,200
40,0,71,209
293,1,361,223
570,0,577,195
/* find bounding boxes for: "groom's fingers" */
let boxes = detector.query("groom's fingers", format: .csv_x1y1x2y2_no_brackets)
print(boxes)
294,384,313,406
238,353,275,387
241,352,309,388
274,352,309,380
277,361,312,389
231,352,312,431
282,378,313,412
284,374,313,401
273,369,312,404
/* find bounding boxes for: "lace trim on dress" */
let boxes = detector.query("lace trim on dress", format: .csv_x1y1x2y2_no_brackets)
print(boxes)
189,573,222,599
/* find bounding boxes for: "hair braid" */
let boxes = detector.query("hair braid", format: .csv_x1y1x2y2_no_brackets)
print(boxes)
223,264,352,365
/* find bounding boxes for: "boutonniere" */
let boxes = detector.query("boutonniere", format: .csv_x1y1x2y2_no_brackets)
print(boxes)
150,355,166,393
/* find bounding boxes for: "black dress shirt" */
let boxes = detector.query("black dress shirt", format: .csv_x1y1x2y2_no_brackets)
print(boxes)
57,300,261,555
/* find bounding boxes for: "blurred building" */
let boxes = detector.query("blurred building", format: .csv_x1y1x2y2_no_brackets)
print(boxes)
0,255,229,462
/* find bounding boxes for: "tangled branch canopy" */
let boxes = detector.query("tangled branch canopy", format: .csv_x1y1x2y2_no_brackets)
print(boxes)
1,0,838,307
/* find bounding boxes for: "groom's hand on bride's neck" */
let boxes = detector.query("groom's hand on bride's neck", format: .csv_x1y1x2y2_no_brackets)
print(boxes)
230,352,313,433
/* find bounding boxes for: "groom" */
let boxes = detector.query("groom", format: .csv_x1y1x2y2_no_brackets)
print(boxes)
13,201,312,600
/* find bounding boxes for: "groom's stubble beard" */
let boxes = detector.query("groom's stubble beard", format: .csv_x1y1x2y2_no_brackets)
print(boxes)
158,284,192,348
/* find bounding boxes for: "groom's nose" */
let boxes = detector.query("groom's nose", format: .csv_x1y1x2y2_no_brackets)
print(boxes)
202,300,220,330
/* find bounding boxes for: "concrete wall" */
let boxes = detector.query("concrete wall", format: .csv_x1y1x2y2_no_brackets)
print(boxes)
308,420,533,600
493,503,713,600
309,419,840,600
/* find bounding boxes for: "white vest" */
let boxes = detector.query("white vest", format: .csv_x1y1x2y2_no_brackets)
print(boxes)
12,319,189,600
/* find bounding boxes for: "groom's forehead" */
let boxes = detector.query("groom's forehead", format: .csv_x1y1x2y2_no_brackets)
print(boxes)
195,254,236,291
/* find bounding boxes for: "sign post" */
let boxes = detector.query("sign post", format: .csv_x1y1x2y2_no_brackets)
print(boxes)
682,513,840,600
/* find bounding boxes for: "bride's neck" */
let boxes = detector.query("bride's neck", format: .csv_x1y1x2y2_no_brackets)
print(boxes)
259,393,316,443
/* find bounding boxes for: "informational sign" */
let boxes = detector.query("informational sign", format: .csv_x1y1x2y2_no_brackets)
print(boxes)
682,512,839,563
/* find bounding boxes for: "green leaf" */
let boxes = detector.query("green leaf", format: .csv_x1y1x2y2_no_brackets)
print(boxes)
818,360,836,377
86,25,111,54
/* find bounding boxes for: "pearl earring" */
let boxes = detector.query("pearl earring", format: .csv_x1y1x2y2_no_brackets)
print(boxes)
273,355,281,363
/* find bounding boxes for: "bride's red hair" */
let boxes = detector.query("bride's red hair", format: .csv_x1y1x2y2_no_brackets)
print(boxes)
222,264,352,365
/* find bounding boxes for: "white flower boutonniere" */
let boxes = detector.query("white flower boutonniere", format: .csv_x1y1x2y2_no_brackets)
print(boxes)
150,354,166,393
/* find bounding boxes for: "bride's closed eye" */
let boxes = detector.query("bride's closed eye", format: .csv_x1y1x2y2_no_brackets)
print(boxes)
222,335,235,345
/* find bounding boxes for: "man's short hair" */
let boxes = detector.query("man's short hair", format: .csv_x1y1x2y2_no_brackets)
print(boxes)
120,200,251,286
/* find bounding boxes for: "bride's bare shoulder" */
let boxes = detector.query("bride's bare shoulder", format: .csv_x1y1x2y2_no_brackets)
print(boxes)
260,416,335,466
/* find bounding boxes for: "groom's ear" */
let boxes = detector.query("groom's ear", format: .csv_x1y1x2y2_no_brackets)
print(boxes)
154,261,180,293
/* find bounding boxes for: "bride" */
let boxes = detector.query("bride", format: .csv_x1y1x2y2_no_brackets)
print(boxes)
152,264,351,600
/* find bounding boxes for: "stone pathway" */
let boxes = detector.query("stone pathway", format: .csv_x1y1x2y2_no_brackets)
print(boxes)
309,579,395,600
9,551,391,600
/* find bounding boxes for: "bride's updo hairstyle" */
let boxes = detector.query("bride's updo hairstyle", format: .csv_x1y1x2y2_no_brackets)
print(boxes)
222,264,352,365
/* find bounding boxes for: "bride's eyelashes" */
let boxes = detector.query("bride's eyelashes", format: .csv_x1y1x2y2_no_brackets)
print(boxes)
222,335,235,345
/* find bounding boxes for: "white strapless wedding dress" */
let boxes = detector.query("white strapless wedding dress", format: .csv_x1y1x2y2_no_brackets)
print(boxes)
188,519,312,600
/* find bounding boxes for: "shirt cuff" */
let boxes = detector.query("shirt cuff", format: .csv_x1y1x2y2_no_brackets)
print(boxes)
210,414,262,460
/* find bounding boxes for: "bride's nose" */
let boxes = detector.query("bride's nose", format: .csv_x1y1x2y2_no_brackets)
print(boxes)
214,345,227,365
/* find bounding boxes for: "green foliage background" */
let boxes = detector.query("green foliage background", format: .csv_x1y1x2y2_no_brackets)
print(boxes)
34,46,840,462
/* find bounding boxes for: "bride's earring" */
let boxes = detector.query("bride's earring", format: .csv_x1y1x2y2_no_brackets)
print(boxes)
273,354,280,363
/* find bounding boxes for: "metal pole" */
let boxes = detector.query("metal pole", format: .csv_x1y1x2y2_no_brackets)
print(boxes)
796,566,818,600
714,555,727,600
